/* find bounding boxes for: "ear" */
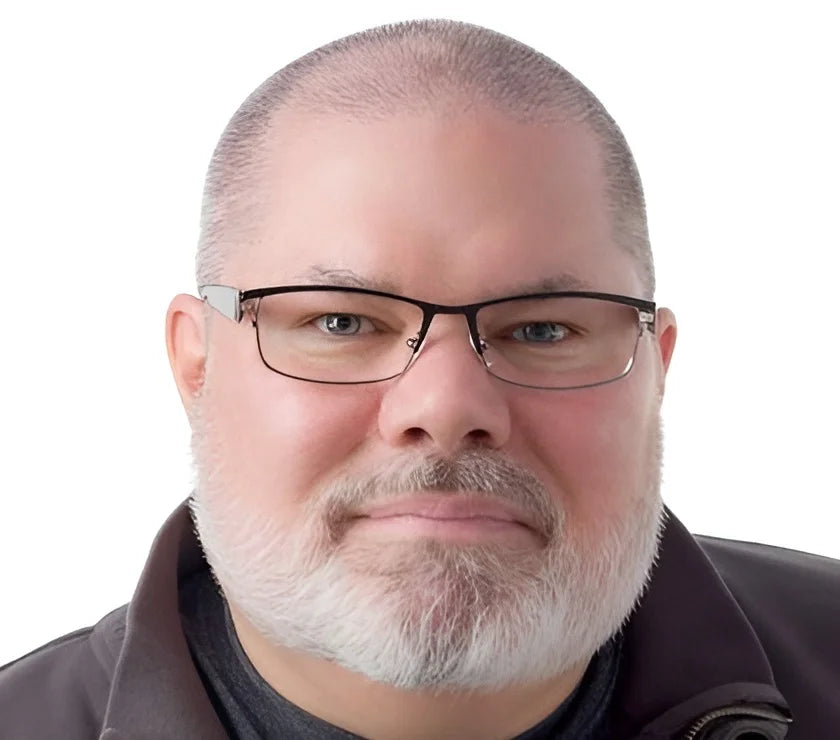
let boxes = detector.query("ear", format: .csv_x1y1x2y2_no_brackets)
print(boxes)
655,307,677,377
166,294,207,414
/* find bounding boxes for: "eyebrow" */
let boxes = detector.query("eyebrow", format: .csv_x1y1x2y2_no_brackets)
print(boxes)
296,267,401,293
295,266,595,298
505,273,595,294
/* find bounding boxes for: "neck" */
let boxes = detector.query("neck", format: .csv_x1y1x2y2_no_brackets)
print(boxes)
229,606,589,740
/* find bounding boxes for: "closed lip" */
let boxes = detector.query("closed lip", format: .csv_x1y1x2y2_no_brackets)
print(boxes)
354,493,537,531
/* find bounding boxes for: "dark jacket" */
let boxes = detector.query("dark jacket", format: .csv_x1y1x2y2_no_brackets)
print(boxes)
2,504,838,739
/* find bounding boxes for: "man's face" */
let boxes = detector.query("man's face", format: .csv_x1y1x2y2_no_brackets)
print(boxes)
187,106,675,690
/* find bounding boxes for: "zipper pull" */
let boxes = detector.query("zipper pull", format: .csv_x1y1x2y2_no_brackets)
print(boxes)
683,704,792,739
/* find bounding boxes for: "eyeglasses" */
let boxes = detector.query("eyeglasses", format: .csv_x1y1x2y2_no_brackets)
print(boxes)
198,284,656,390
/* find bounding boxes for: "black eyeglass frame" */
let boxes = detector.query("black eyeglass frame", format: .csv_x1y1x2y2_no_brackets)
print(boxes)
198,284,657,390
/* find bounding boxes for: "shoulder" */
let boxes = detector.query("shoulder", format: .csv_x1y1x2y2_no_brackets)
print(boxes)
697,535,840,723
0,605,127,739
697,534,840,618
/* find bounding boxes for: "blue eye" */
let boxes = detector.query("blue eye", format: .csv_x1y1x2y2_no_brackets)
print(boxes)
512,323,569,342
316,314,367,335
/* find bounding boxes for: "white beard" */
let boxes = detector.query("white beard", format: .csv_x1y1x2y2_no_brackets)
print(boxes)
190,415,665,692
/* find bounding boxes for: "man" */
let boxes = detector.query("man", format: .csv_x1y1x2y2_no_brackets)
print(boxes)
1,19,838,740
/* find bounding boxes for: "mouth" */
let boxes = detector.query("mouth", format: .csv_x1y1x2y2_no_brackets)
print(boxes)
347,493,542,546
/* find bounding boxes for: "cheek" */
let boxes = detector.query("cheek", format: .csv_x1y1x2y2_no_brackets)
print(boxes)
512,369,661,529
201,336,383,510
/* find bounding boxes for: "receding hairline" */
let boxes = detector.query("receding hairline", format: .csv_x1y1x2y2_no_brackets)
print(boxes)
197,19,654,297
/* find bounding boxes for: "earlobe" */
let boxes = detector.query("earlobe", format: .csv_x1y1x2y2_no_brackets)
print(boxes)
166,294,208,412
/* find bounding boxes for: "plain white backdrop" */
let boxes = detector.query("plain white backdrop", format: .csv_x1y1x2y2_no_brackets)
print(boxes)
1,1,838,666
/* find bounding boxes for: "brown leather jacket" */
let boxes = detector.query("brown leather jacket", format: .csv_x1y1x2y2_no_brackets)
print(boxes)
2,503,838,739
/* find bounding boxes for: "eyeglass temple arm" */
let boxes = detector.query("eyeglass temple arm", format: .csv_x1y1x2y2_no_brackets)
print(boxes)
639,309,656,333
198,285,243,323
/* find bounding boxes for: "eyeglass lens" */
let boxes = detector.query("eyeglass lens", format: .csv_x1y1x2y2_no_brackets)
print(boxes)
253,291,642,388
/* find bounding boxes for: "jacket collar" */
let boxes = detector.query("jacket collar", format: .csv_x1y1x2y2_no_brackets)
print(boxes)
101,503,228,739
611,509,789,737
100,503,788,739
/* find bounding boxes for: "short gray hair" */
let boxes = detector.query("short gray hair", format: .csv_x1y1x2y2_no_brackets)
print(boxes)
197,19,654,296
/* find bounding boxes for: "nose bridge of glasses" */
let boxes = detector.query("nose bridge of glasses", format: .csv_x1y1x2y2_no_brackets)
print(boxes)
408,307,485,360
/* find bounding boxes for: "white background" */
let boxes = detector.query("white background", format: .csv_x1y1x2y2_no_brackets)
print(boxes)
1,1,838,666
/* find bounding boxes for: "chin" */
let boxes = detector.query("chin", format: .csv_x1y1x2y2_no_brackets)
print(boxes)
193,484,664,691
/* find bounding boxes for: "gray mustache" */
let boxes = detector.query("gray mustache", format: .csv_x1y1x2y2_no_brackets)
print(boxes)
317,450,561,541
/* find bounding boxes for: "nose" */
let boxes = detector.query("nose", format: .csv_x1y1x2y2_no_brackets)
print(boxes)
377,317,511,455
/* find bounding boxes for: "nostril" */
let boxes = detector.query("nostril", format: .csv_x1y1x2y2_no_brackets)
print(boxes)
403,427,428,443
467,429,492,444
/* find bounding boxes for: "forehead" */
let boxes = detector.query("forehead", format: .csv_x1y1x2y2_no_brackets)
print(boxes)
228,106,643,301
